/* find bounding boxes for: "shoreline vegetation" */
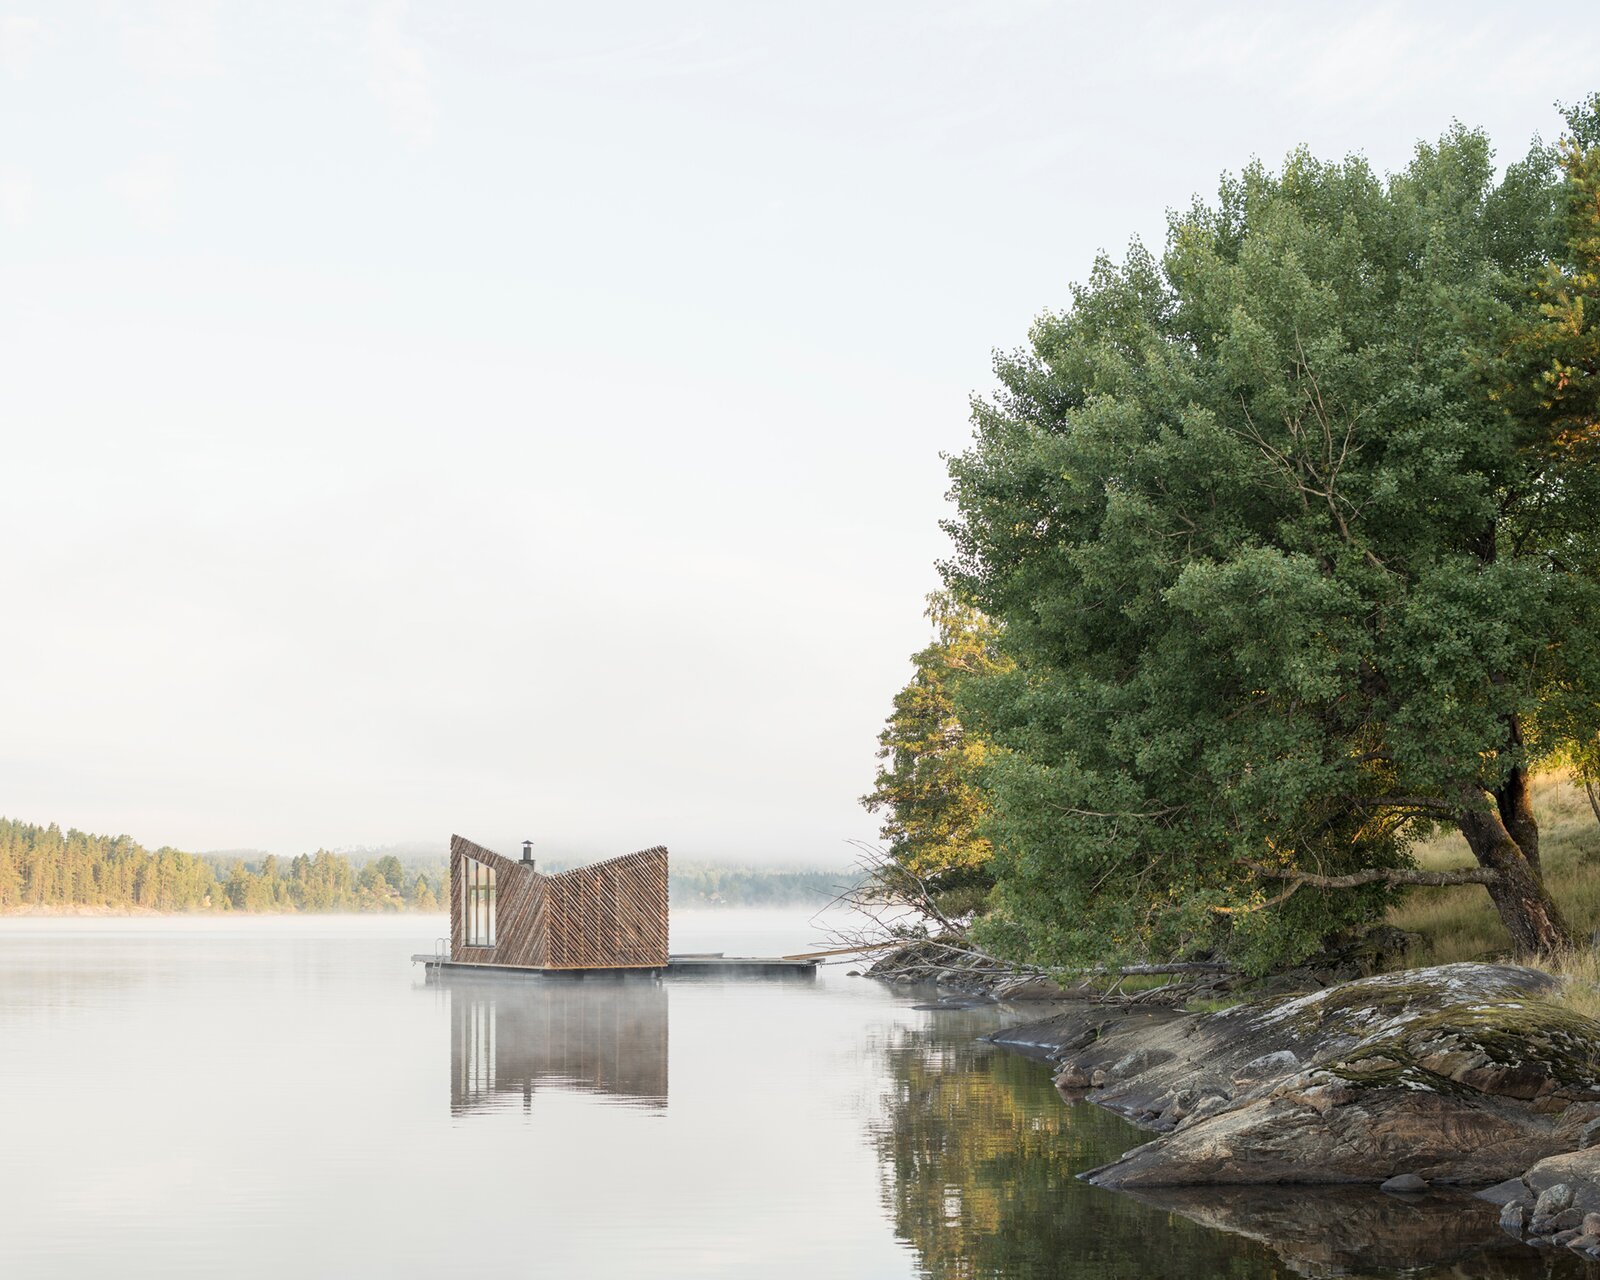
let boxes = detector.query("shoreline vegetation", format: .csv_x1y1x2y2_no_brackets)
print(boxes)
855,771,1600,1265
0,817,853,917
858,95,1600,984
844,94,1600,1266
863,770,1600,1001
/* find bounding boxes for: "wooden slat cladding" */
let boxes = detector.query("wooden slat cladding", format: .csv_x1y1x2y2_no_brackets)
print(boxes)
543,847,670,969
449,835,668,970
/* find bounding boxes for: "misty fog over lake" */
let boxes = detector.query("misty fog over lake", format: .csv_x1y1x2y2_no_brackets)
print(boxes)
0,911,1566,1278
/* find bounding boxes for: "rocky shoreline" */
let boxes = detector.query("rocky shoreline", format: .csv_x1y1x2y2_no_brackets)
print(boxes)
1481,1147,1600,1256
909,959,1600,1267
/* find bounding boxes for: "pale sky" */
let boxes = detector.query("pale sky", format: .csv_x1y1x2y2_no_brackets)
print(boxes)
1,2,1595,863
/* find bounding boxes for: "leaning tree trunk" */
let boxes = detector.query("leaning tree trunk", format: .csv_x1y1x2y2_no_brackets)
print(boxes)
1494,759,1541,873
1457,799,1572,955
1584,775,1600,829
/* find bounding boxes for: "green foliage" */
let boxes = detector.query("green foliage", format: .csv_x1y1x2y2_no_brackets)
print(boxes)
1516,96,1600,780
942,115,1600,973
374,855,406,893
862,592,1012,916
0,819,219,911
212,848,443,912
0,817,446,914
1512,95,1600,448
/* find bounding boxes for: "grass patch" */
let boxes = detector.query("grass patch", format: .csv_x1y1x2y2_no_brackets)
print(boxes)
1181,995,1245,1014
1524,947,1600,1023
1389,771,1600,966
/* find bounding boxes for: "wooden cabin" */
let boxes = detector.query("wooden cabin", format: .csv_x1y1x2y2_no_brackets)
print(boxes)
449,834,669,970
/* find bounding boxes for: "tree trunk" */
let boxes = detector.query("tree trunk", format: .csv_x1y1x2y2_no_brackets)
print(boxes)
1493,717,1540,872
1457,800,1572,954
1584,776,1600,829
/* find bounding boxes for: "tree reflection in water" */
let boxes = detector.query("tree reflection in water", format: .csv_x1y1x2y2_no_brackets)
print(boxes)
869,1015,1581,1280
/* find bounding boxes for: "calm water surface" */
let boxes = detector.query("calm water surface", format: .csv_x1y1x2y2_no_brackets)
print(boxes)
0,913,1581,1278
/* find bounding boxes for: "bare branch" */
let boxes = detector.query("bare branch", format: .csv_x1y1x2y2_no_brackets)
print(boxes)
1043,801,1184,820
1343,794,1456,817
1232,338,1387,573
1244,862,1501,890
1210,882,1306,914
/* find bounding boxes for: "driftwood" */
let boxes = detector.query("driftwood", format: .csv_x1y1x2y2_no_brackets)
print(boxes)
816,843,1236,1007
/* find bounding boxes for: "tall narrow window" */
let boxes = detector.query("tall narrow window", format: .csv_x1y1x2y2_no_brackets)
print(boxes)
465,857,496,947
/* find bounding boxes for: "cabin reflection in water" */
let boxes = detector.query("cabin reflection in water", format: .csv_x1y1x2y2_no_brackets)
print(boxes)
450,977,668,1114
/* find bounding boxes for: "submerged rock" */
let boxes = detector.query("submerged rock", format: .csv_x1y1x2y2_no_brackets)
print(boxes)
1477,1177,1529,1206
1125,1184,1542,1277
1001,963,1600,1188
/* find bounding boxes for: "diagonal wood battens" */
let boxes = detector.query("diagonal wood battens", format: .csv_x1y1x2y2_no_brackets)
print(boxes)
449,835,668,969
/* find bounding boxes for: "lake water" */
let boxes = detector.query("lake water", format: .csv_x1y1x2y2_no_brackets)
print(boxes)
0,912,1580,1278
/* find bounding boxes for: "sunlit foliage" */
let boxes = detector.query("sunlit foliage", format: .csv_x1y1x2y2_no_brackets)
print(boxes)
862,592,1013,918
942,109,1600,970
0,817,441,913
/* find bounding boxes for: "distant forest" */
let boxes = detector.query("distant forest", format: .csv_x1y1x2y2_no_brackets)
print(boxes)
0,818,852,914
0,819,439,913
667,864,852,909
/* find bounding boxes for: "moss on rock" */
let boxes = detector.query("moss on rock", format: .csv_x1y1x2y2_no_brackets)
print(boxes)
1318,999,1600,1100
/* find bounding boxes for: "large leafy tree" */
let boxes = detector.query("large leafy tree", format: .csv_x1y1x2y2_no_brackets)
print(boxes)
1521,99,1600,804
944,109,1600,969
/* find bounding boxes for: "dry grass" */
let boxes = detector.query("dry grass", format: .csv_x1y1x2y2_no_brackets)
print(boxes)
1389,771,1600,966
1182,995,1246,1014
1529,947,1600,1022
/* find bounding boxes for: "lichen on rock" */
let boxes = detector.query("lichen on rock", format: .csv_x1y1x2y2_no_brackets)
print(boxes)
991,963,1600,1188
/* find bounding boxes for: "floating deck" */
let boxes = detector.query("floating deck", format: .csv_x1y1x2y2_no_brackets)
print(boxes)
412,952,819,980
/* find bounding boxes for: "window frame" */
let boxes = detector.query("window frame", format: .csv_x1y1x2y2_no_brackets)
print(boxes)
465,857,496,947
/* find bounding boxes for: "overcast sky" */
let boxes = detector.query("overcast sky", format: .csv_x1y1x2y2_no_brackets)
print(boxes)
1,2,1595,864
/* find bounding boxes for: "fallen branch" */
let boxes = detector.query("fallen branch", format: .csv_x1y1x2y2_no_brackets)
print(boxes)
1246,863,1501,889
823,841,1242,983
781,941,902,960
1214,861,1500,915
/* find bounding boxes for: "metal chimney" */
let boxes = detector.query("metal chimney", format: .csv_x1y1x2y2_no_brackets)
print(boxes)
521,838,535,870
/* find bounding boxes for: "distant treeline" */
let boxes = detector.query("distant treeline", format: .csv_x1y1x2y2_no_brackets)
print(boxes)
668,864,853,908
0,817,852,914
0,819,440,913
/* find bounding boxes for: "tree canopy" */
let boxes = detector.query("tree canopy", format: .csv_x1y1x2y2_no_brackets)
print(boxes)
941,102,1600,970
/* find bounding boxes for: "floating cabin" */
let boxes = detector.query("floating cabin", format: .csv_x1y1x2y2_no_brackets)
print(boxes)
451,835,669,970
416,835,818,979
